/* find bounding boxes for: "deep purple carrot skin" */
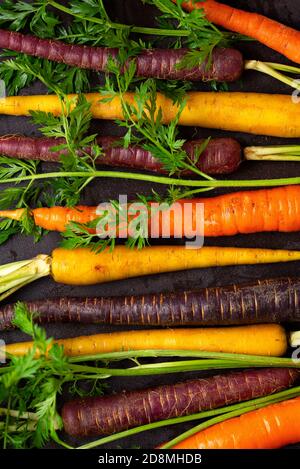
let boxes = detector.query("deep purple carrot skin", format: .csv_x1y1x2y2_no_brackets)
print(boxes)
0,135,242,175
61,368,300,437
1,278,300,330
0,29,244,81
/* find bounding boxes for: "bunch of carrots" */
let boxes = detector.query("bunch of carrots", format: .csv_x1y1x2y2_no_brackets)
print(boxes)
2,0,300,451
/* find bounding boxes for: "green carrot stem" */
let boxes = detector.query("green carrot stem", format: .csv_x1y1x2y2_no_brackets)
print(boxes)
0,255,51,301
68,349,300,366
245,145,300,161
0,421,37,432
47,0,190,37
1,169,300,188
0,408,38,421
67,357,300,378
265,62,300,74
244,60,300,91
0,350,299,380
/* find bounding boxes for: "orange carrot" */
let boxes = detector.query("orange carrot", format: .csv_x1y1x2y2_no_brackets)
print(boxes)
172,396,300,449
0,206,97,232
3,186,300,237
181,0,300,64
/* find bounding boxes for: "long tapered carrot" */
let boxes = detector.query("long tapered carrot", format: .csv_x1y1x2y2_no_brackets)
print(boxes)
0,29,243,82
2,246,300,302
1,277,300,330
3,186,300,236
61,368,300,437
180,1,300,65
50,246,300,285
3,324,288,358
0,135,242,175
0,92,299,137
171,396,300,449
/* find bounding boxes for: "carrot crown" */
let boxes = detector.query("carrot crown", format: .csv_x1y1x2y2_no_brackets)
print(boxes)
0,255,51,301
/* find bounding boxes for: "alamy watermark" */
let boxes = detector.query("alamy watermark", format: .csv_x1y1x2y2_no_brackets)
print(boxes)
292,347,300,364
94,195,204,248
0,340,6,364
0,80,5,99
292,80,300,103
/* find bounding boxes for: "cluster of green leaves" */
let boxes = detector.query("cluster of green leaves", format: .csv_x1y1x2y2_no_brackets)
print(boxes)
102,56,213,180
144,0,250,68
0,52,91,96
0,0,91,94
30,94,103,207
0,0,247,95
0,302,110,449
0,302,65,448
0,0,59,37
61,194,152,253
0,0,146,95
0,157,45,244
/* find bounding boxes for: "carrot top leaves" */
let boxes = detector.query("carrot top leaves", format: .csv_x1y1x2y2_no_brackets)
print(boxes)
0,0,245,95
144,0,250,68
0,0,59,37
0,302,65,448
0,52,91,95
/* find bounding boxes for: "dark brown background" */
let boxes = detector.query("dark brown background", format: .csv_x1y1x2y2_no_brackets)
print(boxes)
1,0,300,449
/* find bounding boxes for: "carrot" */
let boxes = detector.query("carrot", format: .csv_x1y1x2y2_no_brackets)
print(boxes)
3,324,288,358
0,92,299,137
180,1,300,65
49,246,300,285
0,135,242,175
1,277,299,330
0,29,243,82
171,396,300,449
2,246,300,302
0,206,98,233
3,186,300,237
61,368,299,437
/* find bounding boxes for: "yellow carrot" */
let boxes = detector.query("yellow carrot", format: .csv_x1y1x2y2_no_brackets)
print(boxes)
3,324,287,358
0,92,299,137
50,246,300,285
2,246,300,304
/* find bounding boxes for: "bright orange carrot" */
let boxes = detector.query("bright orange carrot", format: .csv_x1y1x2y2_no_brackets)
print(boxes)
3,186,300,237
180,1,300,64
172,396,300,449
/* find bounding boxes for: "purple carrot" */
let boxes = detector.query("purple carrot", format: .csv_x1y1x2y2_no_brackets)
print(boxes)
0,29,244,82
61,368,300,437
0,135,242,175
1,277,300,331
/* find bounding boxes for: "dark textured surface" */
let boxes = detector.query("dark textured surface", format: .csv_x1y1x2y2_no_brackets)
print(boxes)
1,0,300,449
